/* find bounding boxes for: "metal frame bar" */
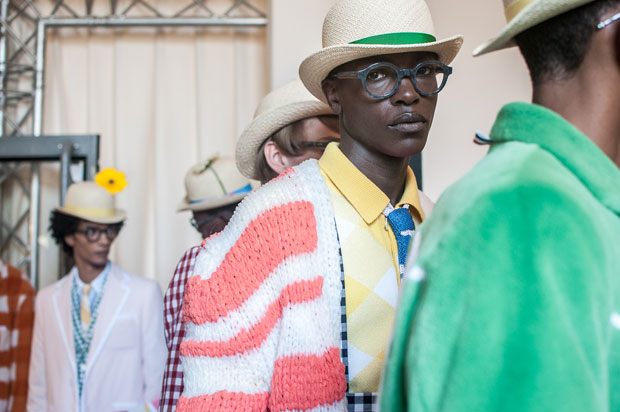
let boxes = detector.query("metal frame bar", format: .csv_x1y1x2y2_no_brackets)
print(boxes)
0,134,99,286
1,0,267,287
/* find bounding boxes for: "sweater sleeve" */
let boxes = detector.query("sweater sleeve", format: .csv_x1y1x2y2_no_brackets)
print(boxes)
380,181,611,412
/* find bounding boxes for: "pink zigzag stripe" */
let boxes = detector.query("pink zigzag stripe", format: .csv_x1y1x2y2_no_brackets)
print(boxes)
183,201,318,325
180,277,324,357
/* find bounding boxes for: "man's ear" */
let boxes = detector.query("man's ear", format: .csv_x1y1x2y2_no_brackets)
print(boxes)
322,79,342,115
64,234,75,247
263,141,290,174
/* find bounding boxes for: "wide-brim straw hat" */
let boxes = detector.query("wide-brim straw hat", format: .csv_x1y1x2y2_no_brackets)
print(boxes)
299,0,464,102
473,0,596,56
55,181,126,224
235,80,335,180
177,155,252,212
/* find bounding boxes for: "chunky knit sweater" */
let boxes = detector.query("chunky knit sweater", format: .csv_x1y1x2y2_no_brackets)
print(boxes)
177,160,347,412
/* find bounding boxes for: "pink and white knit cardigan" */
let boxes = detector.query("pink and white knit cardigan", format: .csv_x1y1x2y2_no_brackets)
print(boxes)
177,160,348,412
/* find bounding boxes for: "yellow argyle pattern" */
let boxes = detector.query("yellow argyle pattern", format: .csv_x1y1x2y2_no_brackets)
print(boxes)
329,188,399,392
317,143,424,393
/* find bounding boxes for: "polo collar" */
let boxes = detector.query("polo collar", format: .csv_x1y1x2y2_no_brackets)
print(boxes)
318,142,424,224
489,102,620,216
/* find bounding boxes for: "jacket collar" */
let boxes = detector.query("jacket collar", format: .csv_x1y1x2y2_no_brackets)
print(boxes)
489,102,620,217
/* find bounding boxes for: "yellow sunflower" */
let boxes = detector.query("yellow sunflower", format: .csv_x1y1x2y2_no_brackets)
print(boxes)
95,168,128,195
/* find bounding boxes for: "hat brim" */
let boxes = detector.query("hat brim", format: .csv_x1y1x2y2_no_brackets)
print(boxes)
176,191,248,212
473,0,594,56
235,101,336,180
54,206,126,224
299,35,464,102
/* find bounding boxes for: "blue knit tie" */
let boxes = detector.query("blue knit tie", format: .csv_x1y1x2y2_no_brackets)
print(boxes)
386,207,415,278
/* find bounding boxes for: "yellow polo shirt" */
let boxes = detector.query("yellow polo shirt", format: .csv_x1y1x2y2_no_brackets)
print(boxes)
318,142,424,392
318,142,425,281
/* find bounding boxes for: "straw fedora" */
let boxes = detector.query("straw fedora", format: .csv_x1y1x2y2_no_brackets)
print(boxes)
473,0,596,56
235,80,335,180
177,155,252,212
55,181,126,224
299,0,464,102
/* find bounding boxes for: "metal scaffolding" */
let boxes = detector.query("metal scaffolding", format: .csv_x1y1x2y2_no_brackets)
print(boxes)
0,0,267,286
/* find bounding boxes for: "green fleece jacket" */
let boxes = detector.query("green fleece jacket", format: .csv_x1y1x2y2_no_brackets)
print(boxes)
380,102,620,412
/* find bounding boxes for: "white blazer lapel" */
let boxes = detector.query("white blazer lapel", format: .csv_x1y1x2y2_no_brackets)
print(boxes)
84,265,130,372
51,274,77,372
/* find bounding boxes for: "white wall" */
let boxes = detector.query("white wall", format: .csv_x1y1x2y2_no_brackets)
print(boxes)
268,0,532,200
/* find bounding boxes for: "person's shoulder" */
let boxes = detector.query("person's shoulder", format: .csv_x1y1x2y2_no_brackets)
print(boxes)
437,140,583,218
111,264,160,292
35,275,70,302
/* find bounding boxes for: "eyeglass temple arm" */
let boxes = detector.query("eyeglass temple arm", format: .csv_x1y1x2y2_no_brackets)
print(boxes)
598,11,620,29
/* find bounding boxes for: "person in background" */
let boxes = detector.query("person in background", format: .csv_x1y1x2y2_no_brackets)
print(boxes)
236,79,340,184
160,82,340,411
177,0,461,409
380,0,620,411
28,175,166,412
160,155,251,411
0,259,34,412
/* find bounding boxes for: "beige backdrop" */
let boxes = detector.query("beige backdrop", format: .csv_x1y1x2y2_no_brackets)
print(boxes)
35,0,532,290
37,0,268,290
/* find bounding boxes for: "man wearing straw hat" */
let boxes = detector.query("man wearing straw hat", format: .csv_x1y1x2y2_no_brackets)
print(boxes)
160,155,252,412
380,0,620,411
28,178,166,412
160,84,339,412
177,0,462,410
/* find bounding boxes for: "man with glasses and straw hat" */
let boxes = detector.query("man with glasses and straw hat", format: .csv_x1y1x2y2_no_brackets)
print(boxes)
28,174,166,411
176,0,462,410
380,0,620,411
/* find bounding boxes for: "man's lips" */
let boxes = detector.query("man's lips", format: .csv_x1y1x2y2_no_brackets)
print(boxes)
389,112,427,133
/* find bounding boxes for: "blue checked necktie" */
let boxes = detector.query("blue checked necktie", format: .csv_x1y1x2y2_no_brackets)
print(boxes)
386,206,415,278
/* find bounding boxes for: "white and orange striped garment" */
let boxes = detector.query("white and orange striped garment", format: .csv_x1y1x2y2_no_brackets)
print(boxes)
178,160,347,412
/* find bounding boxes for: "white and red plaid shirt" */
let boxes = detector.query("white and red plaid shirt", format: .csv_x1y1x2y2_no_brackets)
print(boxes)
159,245,201,412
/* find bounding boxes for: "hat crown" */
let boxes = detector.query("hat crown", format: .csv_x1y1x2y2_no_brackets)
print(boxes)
253,80,319,118
184,156,249,205
322,0,436,48
65,182,115,213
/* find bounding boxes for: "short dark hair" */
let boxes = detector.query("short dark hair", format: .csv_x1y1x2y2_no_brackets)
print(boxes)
515,0,620,85
49,210,124,256
254,115,338,184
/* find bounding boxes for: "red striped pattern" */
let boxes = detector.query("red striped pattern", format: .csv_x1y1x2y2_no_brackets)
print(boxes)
177,390,269,412
180,277,324,357
270,347,346,411
183,201,318,325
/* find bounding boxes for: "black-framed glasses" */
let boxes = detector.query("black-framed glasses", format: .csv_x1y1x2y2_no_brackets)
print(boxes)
300,138,339,150
330,60,453,99
190,215,219,230
597,11,620,30
76,226,119,242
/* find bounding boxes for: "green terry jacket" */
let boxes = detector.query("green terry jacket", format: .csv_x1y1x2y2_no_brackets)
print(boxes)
380,102,620,412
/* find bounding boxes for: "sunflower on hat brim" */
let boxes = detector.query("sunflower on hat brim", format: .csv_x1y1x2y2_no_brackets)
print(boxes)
299,0,464,102
473,0,596,56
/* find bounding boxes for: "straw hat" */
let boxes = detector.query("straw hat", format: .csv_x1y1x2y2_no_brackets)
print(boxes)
177,155,252,212
55,181,126,224
473,0,596,56
299,0,464,101
235,80,335,180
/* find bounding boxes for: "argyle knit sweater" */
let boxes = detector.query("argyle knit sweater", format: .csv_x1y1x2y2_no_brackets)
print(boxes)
177,160,347,412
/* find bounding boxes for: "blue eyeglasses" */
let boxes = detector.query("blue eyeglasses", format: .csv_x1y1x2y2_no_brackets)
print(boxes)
329,60,453,99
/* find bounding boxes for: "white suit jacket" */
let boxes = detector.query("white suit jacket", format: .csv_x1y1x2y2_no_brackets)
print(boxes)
27,264,167,412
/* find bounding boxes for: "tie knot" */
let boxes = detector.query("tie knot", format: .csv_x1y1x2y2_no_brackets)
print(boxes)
387,207,415,234
83,284,91,296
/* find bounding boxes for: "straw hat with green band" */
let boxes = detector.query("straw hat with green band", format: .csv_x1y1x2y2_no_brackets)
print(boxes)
299,0,464,102
473,0,597,56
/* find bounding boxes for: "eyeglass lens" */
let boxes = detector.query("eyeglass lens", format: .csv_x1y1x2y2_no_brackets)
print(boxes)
84,226,118,242
365,62,447,97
